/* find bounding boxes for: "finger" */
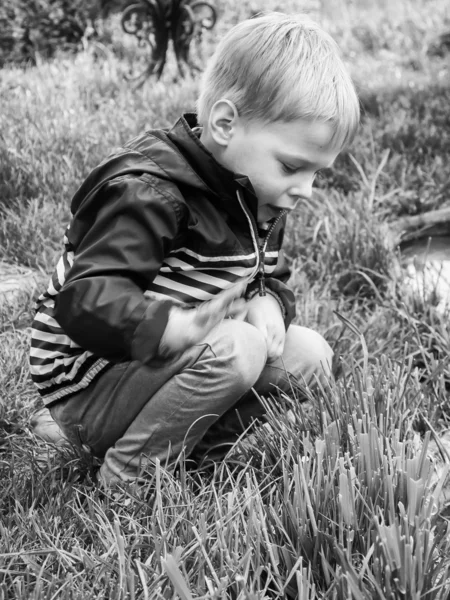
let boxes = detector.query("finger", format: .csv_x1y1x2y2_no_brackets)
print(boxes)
215,280,248,307
194,303,224,330
267,346,283,363
193,296,235,334
266,333,285,363
277,334,286,357
197,281,247,321
265,338,277,363
225,298,247,320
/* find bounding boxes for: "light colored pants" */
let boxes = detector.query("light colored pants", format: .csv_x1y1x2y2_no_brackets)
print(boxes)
50,321,333,484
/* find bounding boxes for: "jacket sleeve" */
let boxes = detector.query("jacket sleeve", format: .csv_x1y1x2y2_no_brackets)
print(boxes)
54,175,185,365
246,249,296,330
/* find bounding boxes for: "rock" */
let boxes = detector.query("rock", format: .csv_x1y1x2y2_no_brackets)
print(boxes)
401,236,450,313
404,260,450,313
30,407,68,445
0,260,40,306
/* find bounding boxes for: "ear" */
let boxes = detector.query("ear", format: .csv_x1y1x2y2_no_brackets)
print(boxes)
208,99,239,147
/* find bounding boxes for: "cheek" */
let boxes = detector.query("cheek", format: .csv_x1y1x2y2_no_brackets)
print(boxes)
251,178,280,204
238,154,279,198
247,159,275,187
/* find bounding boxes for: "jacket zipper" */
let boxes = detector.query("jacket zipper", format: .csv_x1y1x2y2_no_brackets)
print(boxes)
257,208,287,295
235,190,287,296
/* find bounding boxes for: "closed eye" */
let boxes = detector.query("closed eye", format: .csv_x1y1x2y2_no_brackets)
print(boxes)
281,163,301,174
281,164,330,178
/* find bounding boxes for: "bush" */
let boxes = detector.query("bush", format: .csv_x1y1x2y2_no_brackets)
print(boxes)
0,0,99,65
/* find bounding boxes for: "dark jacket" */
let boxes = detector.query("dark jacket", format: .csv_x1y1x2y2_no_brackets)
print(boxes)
30,114,296,405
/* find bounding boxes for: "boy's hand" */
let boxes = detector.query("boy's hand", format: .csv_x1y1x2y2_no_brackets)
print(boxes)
245,294,285,363
158,281,248,357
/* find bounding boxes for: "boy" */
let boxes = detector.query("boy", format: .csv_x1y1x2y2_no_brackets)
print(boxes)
29,12,360,485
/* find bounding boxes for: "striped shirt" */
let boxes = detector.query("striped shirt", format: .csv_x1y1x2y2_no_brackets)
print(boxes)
30,227,280,404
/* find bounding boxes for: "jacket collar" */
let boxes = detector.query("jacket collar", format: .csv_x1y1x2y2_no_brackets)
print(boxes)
167,113,259,221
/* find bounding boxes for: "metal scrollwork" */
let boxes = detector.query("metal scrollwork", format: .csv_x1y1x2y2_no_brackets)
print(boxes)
121,0,217,86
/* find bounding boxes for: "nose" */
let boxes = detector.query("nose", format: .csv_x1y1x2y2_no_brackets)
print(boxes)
289,177,313,204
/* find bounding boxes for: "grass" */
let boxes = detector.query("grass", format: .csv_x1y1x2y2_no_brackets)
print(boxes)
1,0,450,597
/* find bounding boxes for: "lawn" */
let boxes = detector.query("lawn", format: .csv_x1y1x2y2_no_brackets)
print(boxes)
1,0,450,597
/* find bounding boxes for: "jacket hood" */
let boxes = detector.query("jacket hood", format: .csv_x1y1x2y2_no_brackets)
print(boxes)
71,114,259,220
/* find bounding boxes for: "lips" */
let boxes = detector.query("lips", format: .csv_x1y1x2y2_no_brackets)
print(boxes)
258,204,286,224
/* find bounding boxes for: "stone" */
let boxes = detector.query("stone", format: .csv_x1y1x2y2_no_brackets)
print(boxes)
0,260,40,306
30,407,68,445
402,236,450,313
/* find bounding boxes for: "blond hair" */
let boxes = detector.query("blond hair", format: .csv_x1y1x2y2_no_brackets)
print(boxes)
197,12,360,149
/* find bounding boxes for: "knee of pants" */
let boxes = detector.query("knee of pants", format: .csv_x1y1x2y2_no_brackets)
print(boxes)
210,319,268,394
285,325,334,383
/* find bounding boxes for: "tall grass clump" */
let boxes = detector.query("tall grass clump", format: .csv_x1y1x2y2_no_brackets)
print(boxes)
286,189,397,304
220,356,450,598
2,358,449,598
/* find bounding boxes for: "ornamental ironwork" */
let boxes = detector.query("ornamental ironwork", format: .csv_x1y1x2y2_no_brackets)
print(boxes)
121,0,217,86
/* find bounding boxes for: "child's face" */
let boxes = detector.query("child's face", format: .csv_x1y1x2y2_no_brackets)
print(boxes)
220,117,340,224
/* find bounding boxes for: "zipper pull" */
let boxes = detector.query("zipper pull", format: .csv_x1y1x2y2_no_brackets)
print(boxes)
258,248,266,296
258,275,266,296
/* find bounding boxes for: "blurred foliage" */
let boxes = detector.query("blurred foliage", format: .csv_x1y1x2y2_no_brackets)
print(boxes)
0,0,102,65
